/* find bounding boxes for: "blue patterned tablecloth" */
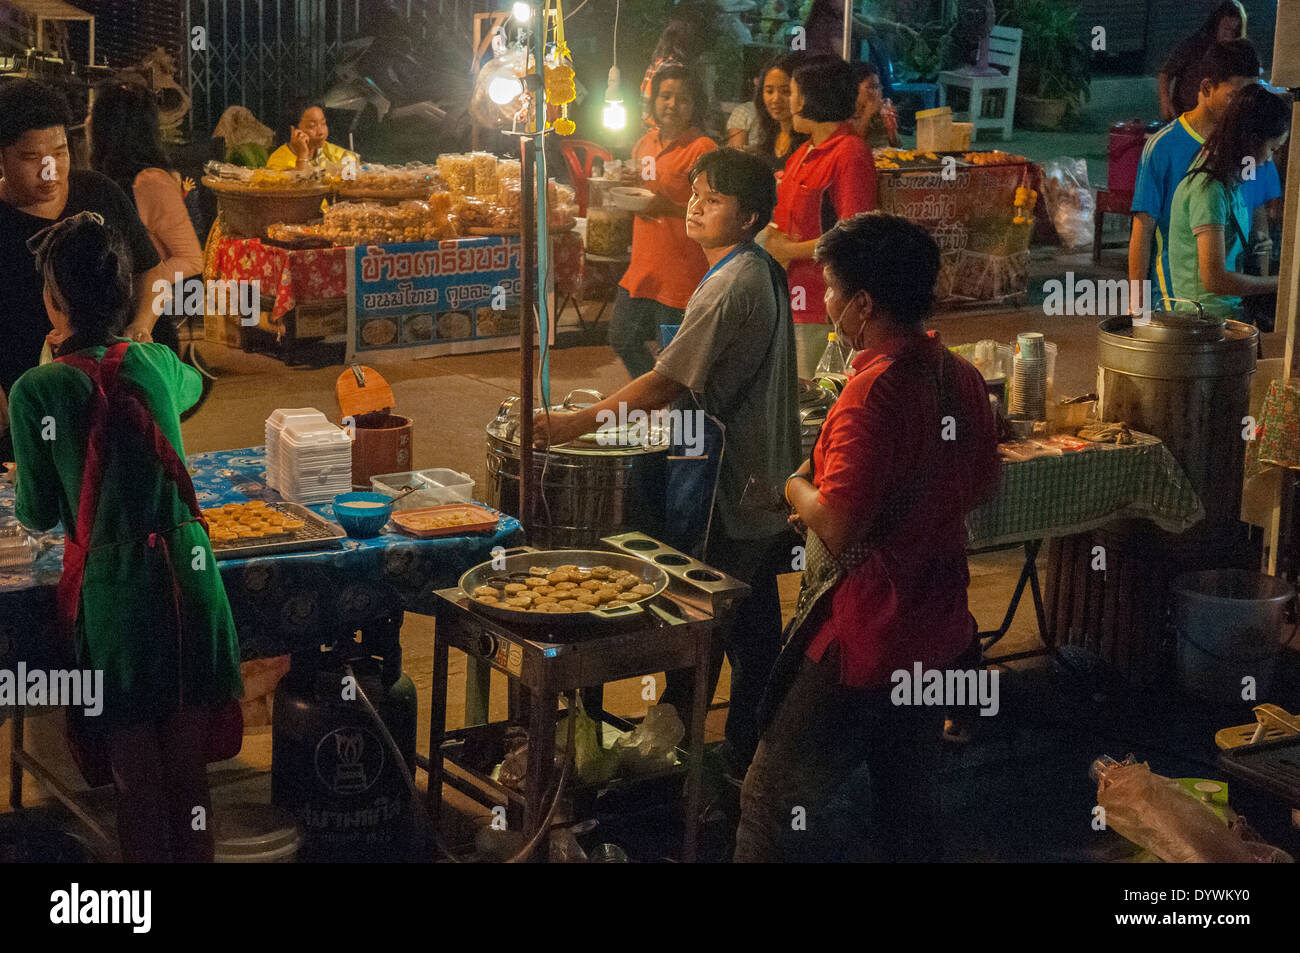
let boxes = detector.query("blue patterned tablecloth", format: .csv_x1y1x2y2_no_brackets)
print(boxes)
0,447,523,660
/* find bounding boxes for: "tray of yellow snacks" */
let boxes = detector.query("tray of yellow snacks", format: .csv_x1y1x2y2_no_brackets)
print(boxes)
203,500,346,559
391,503,500,539
959,150,1028,166
873,148,969,171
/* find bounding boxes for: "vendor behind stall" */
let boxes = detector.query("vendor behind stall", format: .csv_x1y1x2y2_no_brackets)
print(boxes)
736,212,999,863
266,99,358,172
9,212,241,862
538,149,800,774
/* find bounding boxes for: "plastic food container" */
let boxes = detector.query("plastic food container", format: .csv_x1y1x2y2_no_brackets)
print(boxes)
371,468,474,511
608,186,654,212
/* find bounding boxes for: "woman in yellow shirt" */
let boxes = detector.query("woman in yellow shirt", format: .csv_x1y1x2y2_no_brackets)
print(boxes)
266,100,357,171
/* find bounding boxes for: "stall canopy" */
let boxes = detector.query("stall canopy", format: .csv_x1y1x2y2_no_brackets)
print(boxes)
4,0,95,67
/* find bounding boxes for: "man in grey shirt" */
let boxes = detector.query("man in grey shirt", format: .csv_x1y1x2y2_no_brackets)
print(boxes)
538,148,800,773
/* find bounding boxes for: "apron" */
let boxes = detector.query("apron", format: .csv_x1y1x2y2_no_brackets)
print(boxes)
662,244,784,558
758,345,958,732
55,342,241,784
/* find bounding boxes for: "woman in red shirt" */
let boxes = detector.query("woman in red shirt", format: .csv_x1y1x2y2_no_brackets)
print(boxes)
765,55,877,379
611,64,716,379
735,213,1000,863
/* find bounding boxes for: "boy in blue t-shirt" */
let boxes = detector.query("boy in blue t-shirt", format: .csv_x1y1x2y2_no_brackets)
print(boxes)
1130,39,1272,309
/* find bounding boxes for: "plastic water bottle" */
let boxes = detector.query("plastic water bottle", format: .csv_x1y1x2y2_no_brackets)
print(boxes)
814,331,850,396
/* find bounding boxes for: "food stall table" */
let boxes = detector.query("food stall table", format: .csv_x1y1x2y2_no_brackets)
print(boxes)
876,150,1035,306
966,433,1203,662
209,238,349,339
1,446,524,817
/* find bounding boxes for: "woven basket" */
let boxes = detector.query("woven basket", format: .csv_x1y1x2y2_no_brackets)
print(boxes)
202,177,332,239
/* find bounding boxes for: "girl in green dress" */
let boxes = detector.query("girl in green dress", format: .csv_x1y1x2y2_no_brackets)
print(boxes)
9,212,241,862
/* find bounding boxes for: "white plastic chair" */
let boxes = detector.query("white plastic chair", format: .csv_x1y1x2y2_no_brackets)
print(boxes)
937,25,1022,143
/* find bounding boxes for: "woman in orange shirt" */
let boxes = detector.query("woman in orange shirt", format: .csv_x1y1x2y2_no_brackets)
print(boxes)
611,64,717,379
764,55,877,379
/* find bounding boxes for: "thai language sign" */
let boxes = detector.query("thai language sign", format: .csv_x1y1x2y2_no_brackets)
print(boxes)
346,235,530,360
878,161,1031,305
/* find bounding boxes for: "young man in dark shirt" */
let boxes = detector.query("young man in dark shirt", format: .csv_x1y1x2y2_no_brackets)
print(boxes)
0,80,161,402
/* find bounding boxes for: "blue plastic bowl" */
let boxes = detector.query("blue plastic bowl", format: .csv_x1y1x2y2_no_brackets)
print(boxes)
332,492,394,539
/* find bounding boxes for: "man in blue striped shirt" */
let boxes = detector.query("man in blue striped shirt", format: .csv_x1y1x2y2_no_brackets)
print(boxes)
1129,39,1276,310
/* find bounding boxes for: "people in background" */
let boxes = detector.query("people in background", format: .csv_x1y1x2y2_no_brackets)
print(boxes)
849,60,899,149
802,0,866,58
727,76,760,149
749,53,808,172
1159,1,1248,122
9,213,241,862
89,83,204,357
639,1,719,134
0,80,160,455
764,55,876,379
735,212,999,863
538,149,799,777
266,99,358,172
1131,40,1267,309
610,64,717,380
1168,83,1290,318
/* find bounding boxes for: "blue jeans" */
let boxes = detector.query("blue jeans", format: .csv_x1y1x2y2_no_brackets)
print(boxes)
608,289,684,380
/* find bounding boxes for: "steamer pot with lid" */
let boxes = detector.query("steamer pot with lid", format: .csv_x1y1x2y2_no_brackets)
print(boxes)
484,390,669,547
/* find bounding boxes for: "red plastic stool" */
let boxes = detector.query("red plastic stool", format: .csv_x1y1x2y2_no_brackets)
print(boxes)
560,139,613,216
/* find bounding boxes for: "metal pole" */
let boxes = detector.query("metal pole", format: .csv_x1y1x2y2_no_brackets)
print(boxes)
842,0,852,60
519,132,535,541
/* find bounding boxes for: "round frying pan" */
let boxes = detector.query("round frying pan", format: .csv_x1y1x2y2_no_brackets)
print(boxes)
457,548,670,630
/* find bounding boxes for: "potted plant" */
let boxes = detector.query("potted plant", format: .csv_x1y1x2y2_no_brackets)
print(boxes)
999,0,1091,130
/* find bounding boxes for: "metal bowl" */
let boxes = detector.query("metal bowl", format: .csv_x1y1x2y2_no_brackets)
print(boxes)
457,548,671,629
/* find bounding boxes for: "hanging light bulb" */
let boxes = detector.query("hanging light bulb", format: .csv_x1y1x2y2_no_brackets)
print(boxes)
471,45,530,129
512,1,531,22
489,75,525,105
601,64,625,130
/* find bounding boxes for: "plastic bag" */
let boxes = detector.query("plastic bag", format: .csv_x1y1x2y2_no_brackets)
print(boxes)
1041,157,1095,250
1096,759,1262,862
559,695,618,786
612,703,684,776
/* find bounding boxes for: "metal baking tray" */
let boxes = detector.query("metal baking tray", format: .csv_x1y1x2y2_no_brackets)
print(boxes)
210,501,346,560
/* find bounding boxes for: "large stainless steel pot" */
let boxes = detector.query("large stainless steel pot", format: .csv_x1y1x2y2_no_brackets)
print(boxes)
1097,312,1257,525
484,390,669,547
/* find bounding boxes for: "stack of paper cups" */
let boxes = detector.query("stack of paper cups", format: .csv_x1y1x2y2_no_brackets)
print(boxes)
1011,332,1048,421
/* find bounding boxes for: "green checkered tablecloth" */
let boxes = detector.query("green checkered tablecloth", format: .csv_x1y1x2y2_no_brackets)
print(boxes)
966,432,1205,549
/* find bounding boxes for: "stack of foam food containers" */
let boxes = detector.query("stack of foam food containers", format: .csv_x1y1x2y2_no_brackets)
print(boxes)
264,408,353,503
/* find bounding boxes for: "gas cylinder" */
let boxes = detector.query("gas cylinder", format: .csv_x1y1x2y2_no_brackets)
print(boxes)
271,649,417,862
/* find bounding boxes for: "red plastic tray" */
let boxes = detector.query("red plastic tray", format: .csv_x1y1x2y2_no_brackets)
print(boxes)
391,503,499,539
